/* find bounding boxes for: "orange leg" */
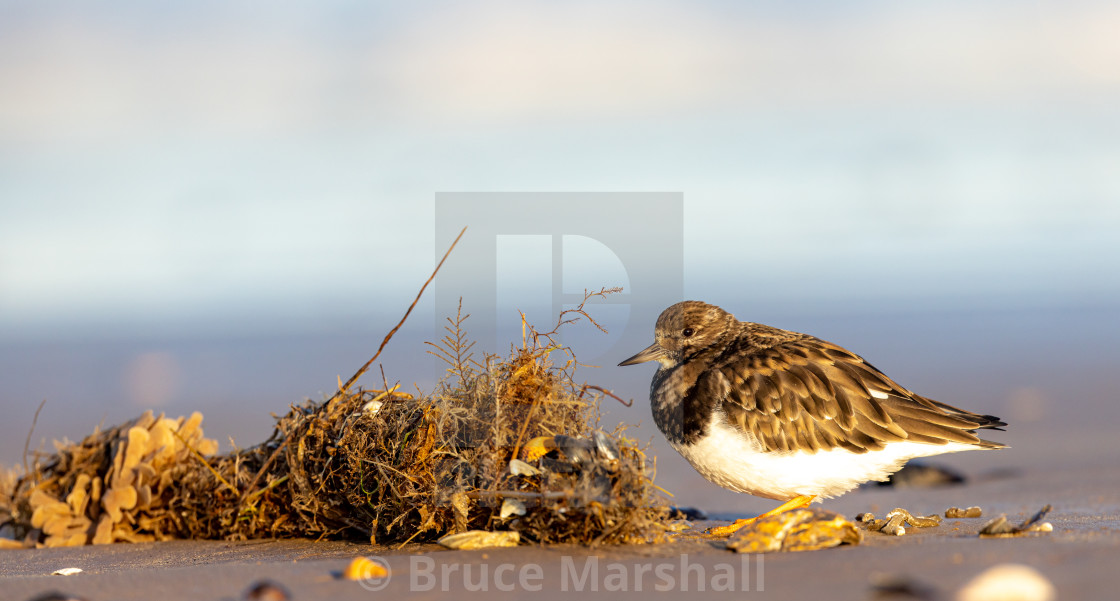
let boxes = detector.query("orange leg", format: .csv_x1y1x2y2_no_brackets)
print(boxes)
706,495,817,537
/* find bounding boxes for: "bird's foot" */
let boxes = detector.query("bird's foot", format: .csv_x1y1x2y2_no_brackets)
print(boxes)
705,495,816,537
706,517,760,537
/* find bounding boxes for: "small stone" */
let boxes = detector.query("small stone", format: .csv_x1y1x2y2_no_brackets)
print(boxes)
946,506,983,518
956,563,1055,601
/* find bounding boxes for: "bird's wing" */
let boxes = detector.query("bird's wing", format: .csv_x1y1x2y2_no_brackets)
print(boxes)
713,336,1006,454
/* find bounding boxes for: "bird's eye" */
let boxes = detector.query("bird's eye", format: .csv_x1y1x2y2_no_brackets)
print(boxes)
682,328,694,337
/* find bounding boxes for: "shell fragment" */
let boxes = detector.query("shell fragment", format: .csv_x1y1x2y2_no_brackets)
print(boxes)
438,530,520,550
500,498,526,518
508,459,540,477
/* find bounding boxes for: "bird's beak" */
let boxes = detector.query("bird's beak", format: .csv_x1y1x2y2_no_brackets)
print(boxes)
618,342,665,366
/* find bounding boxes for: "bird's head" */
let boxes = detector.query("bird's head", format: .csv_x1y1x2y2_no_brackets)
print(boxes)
618,300,735,368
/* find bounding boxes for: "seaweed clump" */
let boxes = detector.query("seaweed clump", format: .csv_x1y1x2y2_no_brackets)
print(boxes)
1,290,673,547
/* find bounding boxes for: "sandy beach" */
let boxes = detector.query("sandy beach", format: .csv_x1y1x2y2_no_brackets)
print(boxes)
4,450,1119,601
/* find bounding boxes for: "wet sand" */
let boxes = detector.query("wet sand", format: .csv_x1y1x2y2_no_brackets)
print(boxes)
4,458,1119,601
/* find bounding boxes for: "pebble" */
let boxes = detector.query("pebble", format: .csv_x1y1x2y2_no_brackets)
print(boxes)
946,506,983,518
956,563,1055,601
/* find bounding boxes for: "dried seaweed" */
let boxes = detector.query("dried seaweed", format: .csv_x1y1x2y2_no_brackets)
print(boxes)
1,288,671,548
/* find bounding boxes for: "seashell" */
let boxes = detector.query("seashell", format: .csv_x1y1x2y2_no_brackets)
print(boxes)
552,435,593,466
979,505,1053,538
343,556,389,581
500,498,526,518
539,436,595,473
726,508,861,553
438,530,520,550
520,436,553,462
509,459,540,477
591,430,620,461
980,516,1013,535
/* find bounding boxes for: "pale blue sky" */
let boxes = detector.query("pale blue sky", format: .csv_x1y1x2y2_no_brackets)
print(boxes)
2,0,1118,341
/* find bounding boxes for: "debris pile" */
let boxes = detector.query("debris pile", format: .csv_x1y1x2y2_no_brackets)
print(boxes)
3,412,219,547
1,291,672,548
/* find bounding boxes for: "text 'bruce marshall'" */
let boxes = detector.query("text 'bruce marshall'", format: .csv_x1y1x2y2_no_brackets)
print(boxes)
408,553,764,592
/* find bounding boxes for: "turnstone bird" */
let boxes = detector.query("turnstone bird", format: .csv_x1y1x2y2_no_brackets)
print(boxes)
620,301,1006,535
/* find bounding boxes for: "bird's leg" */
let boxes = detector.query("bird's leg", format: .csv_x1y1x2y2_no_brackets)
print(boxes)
706,495,817,537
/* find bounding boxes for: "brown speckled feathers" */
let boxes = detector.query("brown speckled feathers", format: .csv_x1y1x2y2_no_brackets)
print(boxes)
713,324,1006,454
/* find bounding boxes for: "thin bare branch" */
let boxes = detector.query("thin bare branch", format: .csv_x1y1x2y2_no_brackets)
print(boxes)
579,384,633,407
22,399,46,476
332,226,467,402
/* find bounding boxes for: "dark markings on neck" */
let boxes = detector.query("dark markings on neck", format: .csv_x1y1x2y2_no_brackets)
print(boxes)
650,360,721,447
